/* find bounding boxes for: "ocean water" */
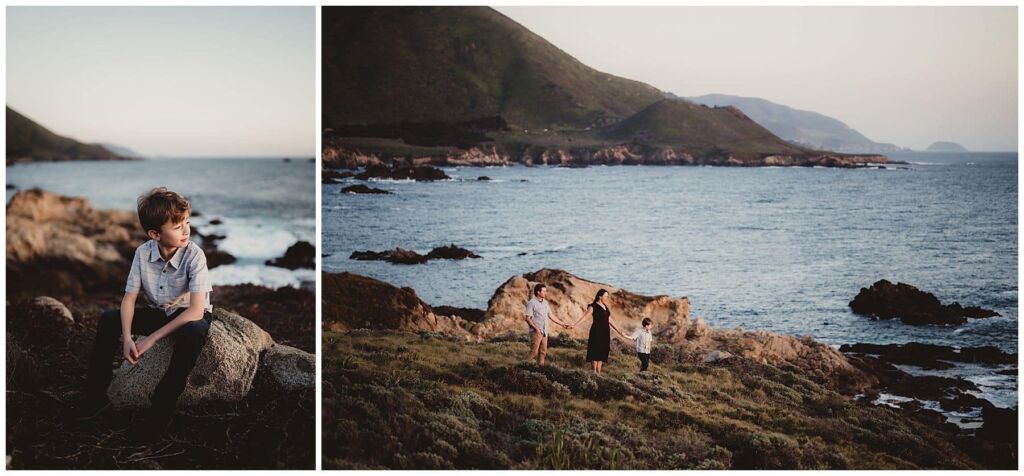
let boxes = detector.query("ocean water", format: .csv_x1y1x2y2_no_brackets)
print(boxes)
324,151,1018,408
7,158,316,289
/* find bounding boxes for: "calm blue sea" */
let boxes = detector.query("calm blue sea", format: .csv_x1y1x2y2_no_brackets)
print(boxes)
7,158,316,289
324,151,1018,408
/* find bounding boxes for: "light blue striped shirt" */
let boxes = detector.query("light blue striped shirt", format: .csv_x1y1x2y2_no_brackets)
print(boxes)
125,240,213,315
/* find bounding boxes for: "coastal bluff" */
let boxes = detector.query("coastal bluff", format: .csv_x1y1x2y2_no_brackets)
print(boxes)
323,269,873,391
324,270,1014,469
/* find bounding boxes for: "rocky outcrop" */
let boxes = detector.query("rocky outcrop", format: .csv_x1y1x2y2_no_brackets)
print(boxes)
355,164,450,181
259,344,316,392
849,280,1000,325
341,184,390,195
266,241,316,270
6,189,145,298
321,271,474,338
326,269,872,390
322,144,383,169
350,244,480,264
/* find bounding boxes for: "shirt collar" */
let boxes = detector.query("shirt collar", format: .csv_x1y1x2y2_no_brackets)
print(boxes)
148,240,188,269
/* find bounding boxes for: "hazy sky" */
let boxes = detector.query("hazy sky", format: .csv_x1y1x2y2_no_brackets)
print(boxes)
497,7,1017,152
7,7,314,157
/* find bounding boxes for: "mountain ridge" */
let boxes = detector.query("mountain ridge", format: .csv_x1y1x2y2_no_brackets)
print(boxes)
6,106,129,164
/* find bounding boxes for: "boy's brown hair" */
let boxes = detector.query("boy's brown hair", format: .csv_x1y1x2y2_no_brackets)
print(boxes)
642,318,652,327
137,187,192,233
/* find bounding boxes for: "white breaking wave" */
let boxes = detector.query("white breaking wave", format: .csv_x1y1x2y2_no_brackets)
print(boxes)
210,264,315,289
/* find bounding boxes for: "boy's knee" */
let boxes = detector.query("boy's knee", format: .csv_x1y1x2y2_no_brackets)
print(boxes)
177,320,210,343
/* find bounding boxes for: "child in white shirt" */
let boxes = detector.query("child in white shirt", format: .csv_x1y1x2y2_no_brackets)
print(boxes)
630,318,653,371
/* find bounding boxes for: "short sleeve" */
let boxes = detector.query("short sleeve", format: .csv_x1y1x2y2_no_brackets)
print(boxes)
631,328,642,339
524,300,535,317
186,248,213,293
125,247,142,293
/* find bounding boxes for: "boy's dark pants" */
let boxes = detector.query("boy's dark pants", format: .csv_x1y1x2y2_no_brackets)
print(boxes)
638,352,650,371
86,307,212,413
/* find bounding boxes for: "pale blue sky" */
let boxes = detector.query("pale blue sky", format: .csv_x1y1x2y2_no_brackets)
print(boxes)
497,6,1018,152
7,6,314,158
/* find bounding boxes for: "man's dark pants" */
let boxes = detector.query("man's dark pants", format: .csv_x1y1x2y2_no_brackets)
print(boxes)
85,307,212,413
637,352,650,371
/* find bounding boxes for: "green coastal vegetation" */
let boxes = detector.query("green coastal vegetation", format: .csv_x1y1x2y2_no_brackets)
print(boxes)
324,330,1005,470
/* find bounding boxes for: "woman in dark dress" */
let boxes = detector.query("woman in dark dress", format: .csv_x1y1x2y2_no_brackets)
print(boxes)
571,289,628,373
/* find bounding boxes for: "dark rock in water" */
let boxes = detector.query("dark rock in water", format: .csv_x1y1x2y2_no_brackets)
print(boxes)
839,342,1016,368
996,368,1017,376
6,184,14,190
558,163,589,169
266,241,315,270
350,248,427,265
425,244,481,260
342,184,390,195
283,158,291,162
355,164,450,181
849,279,1000,325
209,218,224,225
323,178,339,184
432,305,486,322
477,176,492,181
351,244,480,265
322,169,353,180
205,249,237,269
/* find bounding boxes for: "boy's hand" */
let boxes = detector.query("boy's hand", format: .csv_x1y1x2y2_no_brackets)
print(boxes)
123,339,139,365
134,336,156,358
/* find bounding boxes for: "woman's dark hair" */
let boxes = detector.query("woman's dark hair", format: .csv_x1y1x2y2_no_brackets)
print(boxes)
592,289,608,305
533,283,546,296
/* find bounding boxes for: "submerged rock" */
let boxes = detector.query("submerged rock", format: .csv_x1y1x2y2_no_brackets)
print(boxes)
849,279,999,325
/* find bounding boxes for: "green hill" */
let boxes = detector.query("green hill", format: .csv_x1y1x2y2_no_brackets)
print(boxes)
322,7,664,130
6,107,125,163
598,99,808,157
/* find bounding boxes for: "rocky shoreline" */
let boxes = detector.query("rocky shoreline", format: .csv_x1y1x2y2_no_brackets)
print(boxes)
321,266,1015,466
323,141,892,170
5,188,316,469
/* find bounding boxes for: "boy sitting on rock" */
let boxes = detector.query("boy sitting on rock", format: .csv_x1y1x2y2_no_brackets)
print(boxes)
75,187,213,439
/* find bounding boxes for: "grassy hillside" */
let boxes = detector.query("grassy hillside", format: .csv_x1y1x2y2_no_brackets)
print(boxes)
6,107,124,163
322,7,664,130
324,330,1000,470
598,99,809,157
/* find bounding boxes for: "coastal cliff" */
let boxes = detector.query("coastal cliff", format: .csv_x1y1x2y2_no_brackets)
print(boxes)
323,270,1014,469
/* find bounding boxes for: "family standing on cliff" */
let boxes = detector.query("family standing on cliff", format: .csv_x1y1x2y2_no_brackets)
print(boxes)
524,284,653,373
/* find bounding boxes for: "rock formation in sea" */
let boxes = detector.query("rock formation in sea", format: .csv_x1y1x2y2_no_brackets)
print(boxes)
341,184,391,194
350,244,481,265
849,279,1000,325
266,241,316,270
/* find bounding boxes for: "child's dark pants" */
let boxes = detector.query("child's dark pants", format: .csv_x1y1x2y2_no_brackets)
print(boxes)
637,352,650,371
86,307,212,413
